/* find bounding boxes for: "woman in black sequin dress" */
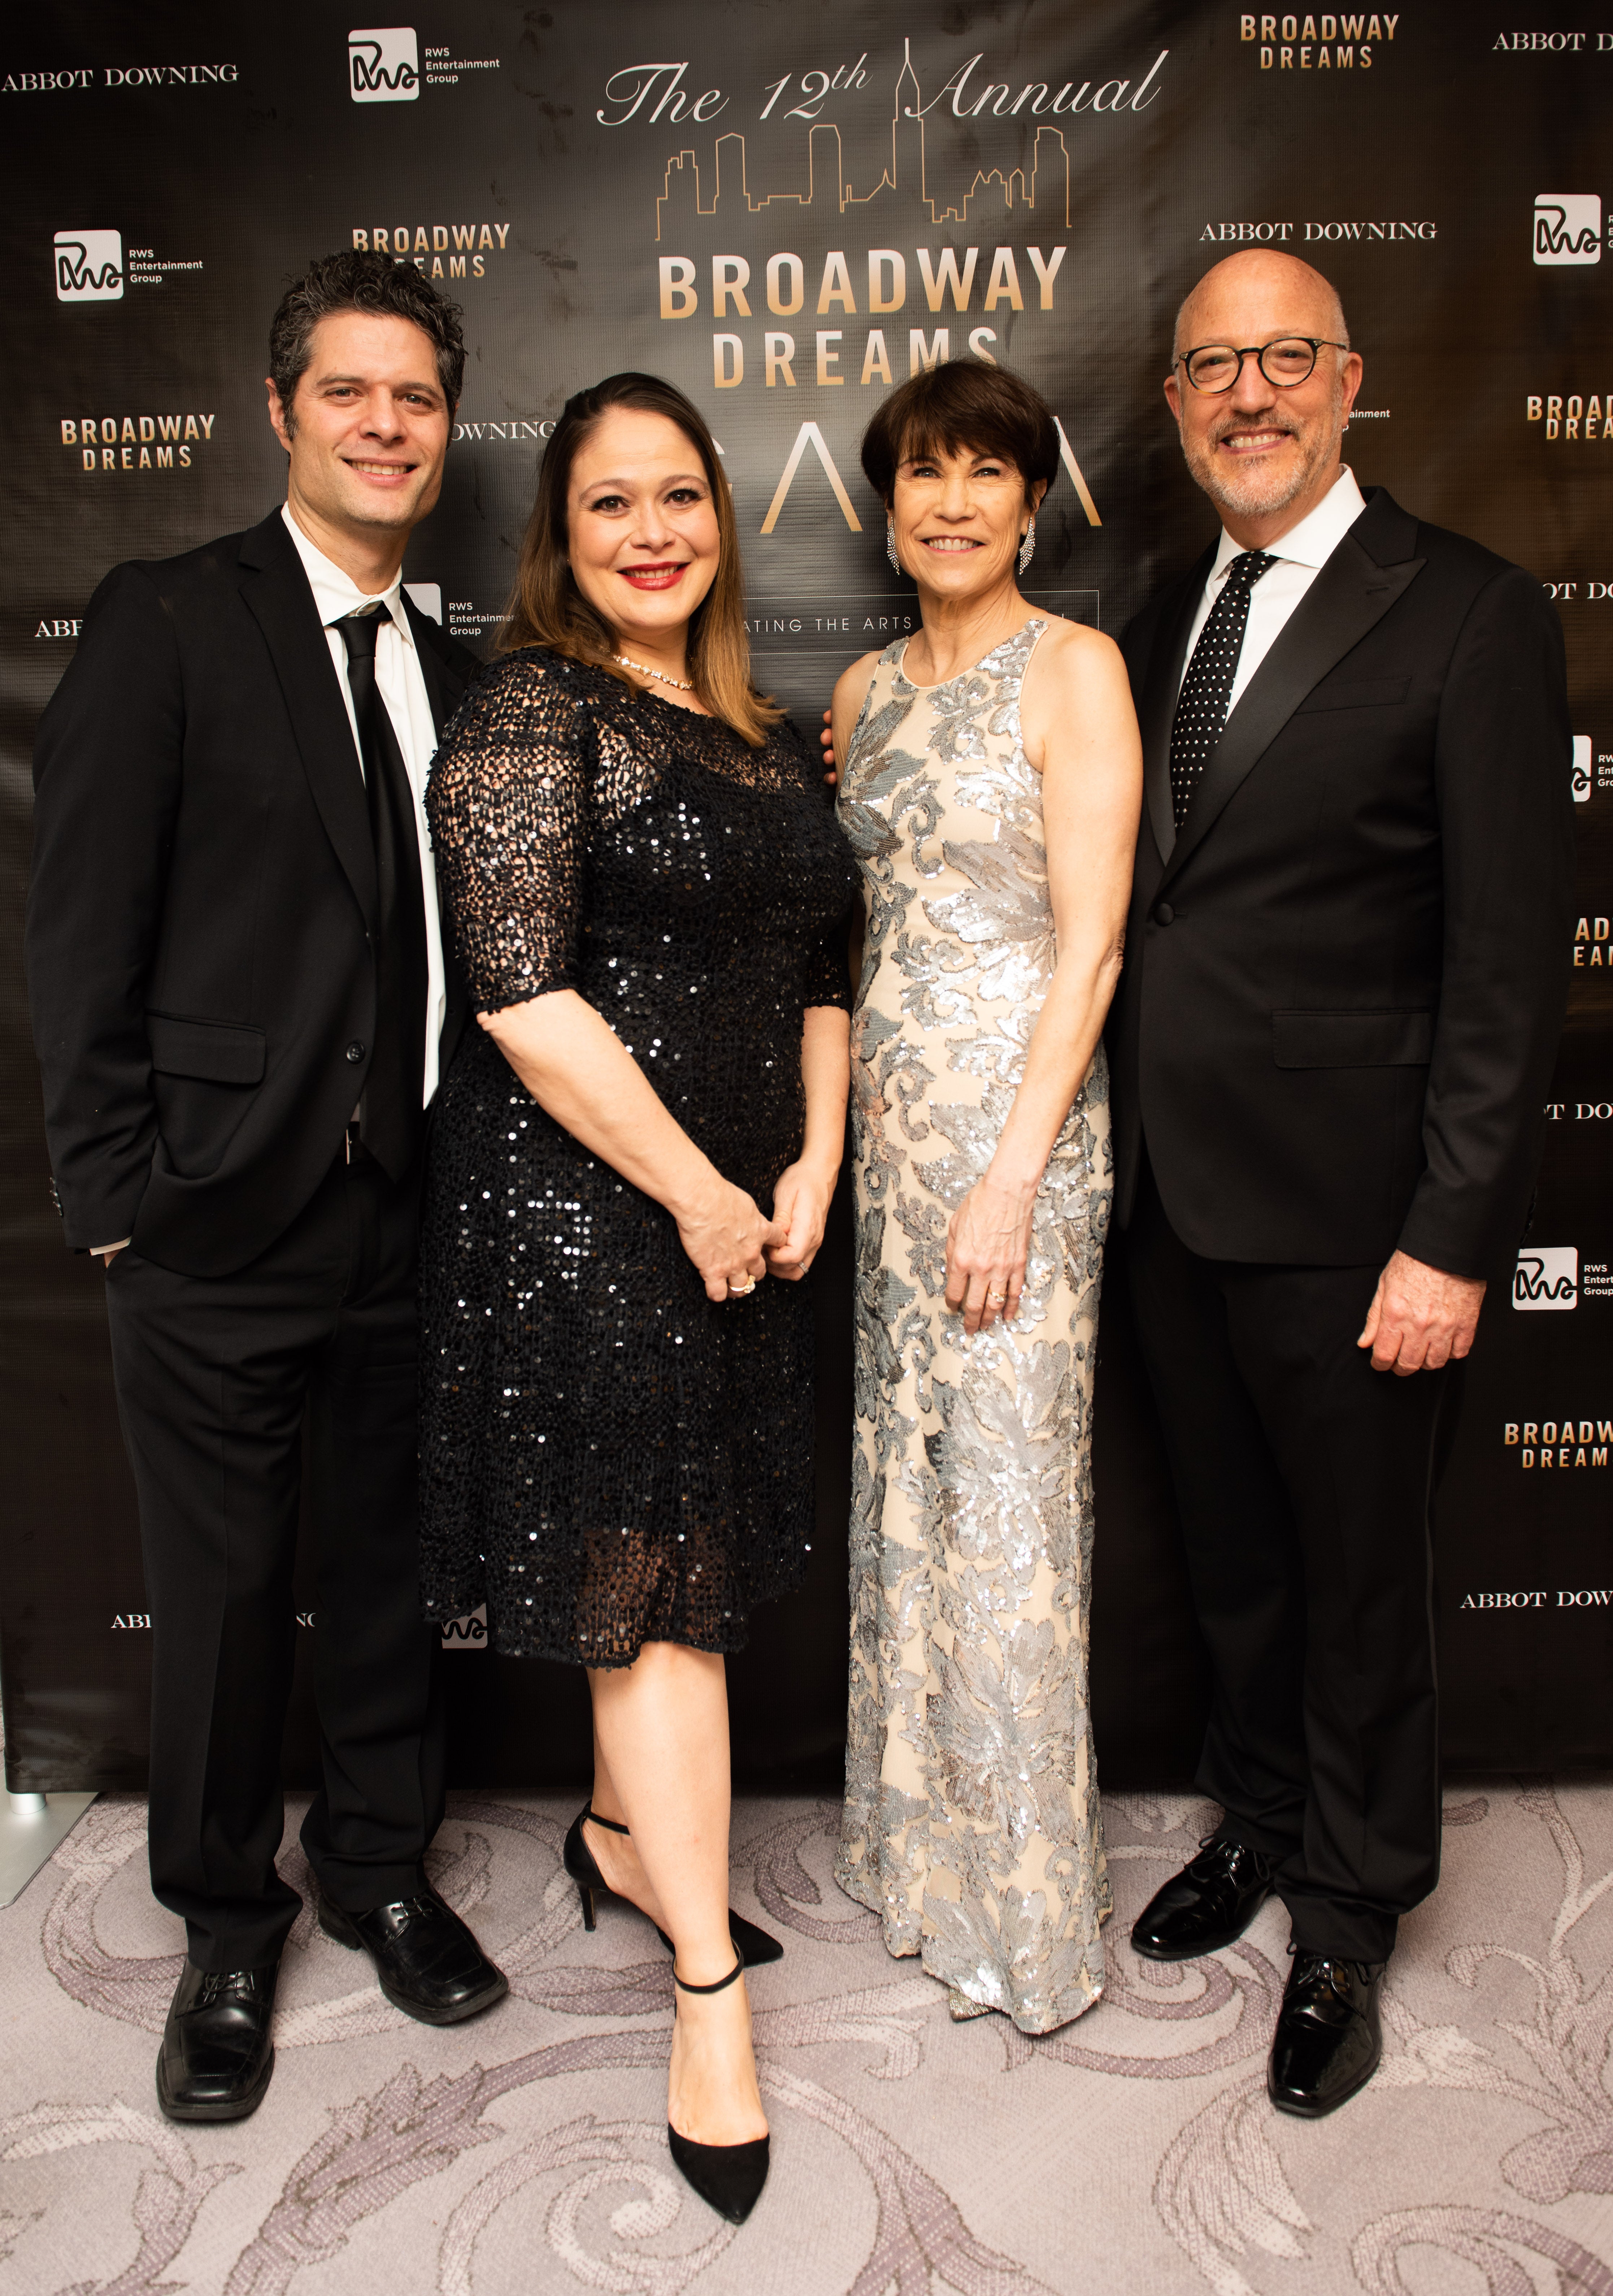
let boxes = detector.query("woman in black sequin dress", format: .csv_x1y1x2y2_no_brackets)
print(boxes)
420,373,855,2219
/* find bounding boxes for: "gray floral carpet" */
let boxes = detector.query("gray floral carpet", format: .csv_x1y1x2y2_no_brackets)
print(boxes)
2,1782,1611,2294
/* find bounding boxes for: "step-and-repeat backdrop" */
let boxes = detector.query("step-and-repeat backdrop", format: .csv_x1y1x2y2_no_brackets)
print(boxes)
2,2,1609,1792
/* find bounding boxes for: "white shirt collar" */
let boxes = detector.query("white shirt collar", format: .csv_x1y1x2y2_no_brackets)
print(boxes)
1209,465,1366,583
280,502,413,644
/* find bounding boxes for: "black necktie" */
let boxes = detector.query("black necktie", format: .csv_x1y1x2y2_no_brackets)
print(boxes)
1169,550,1275,829
335,605,427,1178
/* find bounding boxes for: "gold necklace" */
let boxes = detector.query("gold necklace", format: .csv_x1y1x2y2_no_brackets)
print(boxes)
612,652,694,692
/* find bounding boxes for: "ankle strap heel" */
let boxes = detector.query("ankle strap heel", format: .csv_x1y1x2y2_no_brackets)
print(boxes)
583,1805,631,1837
673,1949,745,1996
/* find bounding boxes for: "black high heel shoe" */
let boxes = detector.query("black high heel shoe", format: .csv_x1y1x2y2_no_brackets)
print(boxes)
667,1949,770,2225
562,1806,783,1966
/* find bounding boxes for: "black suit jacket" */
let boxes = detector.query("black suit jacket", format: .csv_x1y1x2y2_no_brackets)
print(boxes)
1108,486,1575,1277
27,507,478,1277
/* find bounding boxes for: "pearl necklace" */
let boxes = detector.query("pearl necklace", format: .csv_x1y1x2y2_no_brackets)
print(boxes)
613,652,695,692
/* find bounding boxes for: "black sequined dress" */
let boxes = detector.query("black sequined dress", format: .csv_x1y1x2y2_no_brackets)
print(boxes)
419,649,857,1666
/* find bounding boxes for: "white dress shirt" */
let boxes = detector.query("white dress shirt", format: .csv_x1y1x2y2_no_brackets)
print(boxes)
1178,465,1367,713
281,504,448,1109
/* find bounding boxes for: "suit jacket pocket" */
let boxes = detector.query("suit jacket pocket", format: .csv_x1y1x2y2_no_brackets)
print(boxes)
1273,1009,1436,1067
147,1012,266,1085
1294,675,1412,712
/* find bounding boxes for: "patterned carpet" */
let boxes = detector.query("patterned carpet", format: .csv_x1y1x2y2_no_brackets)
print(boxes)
2,1781,1611,2295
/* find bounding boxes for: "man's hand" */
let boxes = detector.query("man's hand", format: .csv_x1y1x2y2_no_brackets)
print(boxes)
1357,1250,1486,1375
819,708,837,786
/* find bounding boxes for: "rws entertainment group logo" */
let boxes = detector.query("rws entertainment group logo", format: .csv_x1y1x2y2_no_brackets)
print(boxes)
1514,1247,1578,1310
1534,194,1609,265
1514,1247,1613,1309
347,25,499,100
349,26,417,100
53,228,204,301
54,229,122,302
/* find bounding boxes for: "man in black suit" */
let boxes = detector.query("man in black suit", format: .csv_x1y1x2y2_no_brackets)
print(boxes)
1110,251,1573,2115
27,251,505,2123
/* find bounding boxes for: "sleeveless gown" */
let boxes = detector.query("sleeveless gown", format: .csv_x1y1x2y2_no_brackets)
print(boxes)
833,619,1112,2033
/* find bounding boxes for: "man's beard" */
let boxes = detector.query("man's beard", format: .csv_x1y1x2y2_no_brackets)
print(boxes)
1182,390,1342,520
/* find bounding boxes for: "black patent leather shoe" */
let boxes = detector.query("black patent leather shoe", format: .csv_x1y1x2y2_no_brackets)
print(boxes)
1131,1837,1275,1961
564,1806,783,1967
156,1959,278,2122
1268,1951,1384,2117
318,1884,508,2024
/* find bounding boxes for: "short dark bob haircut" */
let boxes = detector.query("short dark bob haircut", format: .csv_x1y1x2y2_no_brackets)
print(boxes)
268,250,466,425
861,361,1060,507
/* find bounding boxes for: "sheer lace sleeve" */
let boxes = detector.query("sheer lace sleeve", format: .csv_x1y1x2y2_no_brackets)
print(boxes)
427,650,595,1014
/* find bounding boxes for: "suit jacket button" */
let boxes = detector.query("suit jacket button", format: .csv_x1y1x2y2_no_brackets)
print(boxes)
345,1040,366,1063
1154,901,1174,926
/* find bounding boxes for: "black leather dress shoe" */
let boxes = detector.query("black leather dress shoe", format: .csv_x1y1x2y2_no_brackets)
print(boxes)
156,1959,278,2122
1268,1951,1384,2117
1131,1838,1275,1961
318,1884,508,2024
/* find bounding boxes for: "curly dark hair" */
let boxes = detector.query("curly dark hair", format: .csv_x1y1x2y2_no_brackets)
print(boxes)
268,250,465,428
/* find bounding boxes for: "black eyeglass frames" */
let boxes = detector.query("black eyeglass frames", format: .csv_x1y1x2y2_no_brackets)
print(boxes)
1175,337,1350,393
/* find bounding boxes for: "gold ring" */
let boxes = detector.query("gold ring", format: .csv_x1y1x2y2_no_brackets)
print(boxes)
986,1289,1008,1304
727,1277,757,1297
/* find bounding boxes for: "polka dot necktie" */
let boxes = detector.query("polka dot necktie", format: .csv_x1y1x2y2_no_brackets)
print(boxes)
1169,550,1275,829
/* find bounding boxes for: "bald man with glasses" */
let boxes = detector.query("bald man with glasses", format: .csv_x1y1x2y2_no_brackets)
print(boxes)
1107,251,1574,2116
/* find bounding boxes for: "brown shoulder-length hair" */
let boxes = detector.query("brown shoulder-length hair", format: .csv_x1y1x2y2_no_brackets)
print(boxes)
499,371,782,747
861,360,1059,508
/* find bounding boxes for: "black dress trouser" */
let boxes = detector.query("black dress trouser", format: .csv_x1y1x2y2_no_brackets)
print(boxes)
104,1152,445,1971
1126,1159,1455,1962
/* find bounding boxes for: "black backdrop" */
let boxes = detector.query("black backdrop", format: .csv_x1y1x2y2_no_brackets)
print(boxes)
2,1,1610,1797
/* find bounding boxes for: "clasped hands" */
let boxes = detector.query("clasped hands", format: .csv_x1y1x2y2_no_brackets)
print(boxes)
675,1158,838,1304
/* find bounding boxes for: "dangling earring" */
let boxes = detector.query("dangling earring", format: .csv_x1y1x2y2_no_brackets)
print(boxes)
1017,519,1036,574
886,522,900,573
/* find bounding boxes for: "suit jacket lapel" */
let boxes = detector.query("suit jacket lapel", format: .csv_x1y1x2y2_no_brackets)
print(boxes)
1140,548,1213,867
237,511,377,928
1160,512,1425,893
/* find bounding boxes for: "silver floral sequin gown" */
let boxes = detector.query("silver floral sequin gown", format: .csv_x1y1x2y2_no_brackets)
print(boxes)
834,620,1112,2033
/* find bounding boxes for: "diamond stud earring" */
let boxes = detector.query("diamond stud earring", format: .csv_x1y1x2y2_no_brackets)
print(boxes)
1017,519,1036,574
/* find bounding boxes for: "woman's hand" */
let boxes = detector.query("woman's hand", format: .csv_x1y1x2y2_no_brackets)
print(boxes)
674,1175,782,1303
765,1160,837,1281
944,1172,1038,1334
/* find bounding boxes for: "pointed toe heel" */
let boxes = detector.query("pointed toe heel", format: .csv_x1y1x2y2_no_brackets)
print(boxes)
667,2125,770,2224
666,1950,769,2224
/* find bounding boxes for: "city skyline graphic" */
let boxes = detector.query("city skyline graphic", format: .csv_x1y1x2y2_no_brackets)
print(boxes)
656,42,1071,239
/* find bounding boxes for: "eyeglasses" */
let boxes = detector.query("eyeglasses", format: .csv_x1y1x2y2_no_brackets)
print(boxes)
1175,337,1348,394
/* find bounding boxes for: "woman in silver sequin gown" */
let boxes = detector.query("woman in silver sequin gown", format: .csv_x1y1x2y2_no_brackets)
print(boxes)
830,364,1142,2034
